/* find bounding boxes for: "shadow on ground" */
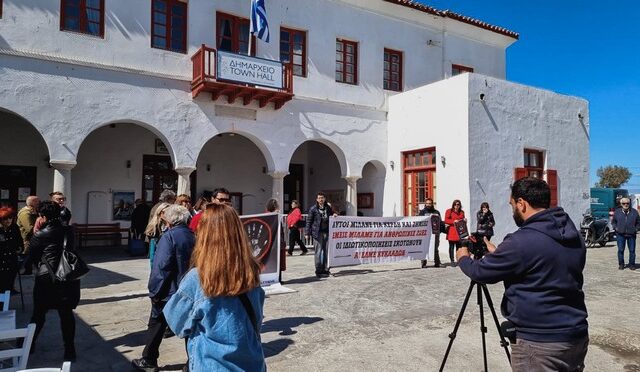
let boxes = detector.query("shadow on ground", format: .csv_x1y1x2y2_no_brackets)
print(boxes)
262,317,323,358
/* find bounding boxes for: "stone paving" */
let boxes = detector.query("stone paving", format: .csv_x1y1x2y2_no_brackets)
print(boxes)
14,242,640,371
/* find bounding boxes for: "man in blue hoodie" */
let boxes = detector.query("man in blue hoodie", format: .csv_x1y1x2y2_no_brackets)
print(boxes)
457,177,588,372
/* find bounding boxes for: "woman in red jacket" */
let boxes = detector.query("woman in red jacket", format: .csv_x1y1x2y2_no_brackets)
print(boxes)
445,199,466,266
286,200,308,256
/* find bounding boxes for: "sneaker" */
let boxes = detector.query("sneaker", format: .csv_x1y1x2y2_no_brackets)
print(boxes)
629,265,637,271
300,250,308,256
619,264,625,270
421,260,427,268
132,358,159,372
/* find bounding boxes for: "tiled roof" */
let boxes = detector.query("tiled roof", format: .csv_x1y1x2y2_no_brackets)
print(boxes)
383,0,519,40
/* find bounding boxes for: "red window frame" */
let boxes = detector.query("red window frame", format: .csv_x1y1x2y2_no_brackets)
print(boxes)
452,64,474,76
403,148,437,216
151,0,188,54
280,27,307,77
384,48,403,92
216,12,256,56
60,0,105,38
524,149,544,178
336,38,358,85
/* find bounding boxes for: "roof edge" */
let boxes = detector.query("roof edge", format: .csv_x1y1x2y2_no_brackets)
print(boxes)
382,0,519,40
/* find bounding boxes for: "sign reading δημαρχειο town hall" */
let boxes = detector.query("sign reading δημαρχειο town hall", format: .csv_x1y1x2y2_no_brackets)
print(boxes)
217,51,284,89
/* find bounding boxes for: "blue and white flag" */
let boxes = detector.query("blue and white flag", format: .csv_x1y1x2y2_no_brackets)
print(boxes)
250,0,270,42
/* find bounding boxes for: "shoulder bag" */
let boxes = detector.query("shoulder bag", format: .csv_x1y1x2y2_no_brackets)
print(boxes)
54,233,90,282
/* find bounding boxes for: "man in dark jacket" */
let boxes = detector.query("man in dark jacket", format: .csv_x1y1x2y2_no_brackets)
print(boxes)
611,197,640,270
133,205,195,372
457,177,588,372
305,192,335,278
419,198,441,268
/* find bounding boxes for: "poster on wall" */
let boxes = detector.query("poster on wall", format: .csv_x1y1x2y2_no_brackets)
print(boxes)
241,212,280,287
323,189,346,214
18,187,30,201
112,191,135,221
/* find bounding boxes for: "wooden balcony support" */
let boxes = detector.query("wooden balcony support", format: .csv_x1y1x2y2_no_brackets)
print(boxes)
191,45,294,110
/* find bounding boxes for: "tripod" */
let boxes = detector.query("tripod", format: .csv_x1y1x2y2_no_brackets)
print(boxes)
440,281,511,372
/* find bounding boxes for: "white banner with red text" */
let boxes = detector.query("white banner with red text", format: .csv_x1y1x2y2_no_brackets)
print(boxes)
327,216,434,267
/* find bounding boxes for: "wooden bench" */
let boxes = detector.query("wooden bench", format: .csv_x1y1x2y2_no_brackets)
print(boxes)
73,223,130,249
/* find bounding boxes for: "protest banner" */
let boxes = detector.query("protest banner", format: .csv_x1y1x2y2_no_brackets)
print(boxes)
241,212,280,286
328,216,433,267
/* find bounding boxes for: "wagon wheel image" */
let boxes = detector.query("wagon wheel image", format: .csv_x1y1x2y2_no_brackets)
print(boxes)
243,218,273,268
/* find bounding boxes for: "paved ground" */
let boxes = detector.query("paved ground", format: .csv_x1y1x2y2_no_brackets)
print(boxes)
15,242,640,371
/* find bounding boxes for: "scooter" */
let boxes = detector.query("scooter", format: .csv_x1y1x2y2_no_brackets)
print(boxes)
580,210,612,248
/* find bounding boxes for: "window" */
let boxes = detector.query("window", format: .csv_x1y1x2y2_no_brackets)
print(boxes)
384,49,403,92
452,64,474,76
403,148,437,216
60,0,105,37
151,0,188,53
280,27,306,77
523,149,544,178
217,12,255,56
336,39,358,84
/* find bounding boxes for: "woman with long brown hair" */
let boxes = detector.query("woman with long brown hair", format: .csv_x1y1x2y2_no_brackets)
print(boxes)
163,204,265,371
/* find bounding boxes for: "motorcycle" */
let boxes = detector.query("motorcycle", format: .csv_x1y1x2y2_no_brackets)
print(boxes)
580,210,613,248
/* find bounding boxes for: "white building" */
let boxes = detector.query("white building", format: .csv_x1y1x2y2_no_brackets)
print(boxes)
0,0,589,240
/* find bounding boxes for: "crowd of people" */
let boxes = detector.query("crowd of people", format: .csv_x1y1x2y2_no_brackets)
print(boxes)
1,177,637,371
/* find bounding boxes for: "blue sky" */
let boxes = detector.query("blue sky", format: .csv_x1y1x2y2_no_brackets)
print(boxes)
416,0,640,191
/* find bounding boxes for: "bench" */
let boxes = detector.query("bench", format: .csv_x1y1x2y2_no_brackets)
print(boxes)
73,223,130,249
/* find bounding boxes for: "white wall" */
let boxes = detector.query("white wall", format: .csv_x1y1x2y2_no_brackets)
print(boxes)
196,134,272,214
467,74,590,240
385,74,471,217
358,162,386,216
0,0,512,109
0,111,53,199
72,124,160,225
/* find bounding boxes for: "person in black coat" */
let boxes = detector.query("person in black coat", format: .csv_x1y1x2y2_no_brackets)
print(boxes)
305,192,336,278
131,199,152,239
0,207,22,292
25,201,80,362
418,198,441,268
476,202,495,240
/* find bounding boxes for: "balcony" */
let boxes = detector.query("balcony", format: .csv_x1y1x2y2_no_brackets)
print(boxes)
191,45,294,110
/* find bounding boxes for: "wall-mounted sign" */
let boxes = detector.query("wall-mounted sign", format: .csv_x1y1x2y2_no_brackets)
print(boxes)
217,51,283,89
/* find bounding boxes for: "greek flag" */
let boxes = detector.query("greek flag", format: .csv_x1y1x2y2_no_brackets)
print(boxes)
250,0,270,42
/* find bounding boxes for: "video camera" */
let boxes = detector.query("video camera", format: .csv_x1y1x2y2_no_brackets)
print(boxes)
453,220,488,259
462,233,489,259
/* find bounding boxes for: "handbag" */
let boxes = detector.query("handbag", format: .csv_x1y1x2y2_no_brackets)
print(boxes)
54,233,90,282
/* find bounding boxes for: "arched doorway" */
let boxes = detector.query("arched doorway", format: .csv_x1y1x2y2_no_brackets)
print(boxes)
357,161,386,216
196,133,272,215
285,141,346,214
0,108,51,210
74,123,181,224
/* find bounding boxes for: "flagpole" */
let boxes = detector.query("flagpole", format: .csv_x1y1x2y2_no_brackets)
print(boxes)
248,0,253,55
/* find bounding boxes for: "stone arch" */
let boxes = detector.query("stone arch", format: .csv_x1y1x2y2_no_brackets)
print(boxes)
0,107,52,158
79,119,177,166
196,130,276,173
288,138,349,178
357,160,387,216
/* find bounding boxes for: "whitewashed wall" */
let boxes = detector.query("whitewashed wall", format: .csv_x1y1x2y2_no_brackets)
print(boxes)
385,74,471,217
467,74,590,240
357,162,386,216
0,111,53,199
0,0,512,109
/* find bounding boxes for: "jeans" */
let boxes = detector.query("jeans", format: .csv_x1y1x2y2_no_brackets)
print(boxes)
616,234,636,266
511,336,589,372
314,232,329,274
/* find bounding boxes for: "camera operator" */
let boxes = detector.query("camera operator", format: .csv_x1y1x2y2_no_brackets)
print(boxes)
456,177,588,372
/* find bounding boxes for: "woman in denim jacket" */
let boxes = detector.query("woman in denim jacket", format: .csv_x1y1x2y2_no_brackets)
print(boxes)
164,204,266,371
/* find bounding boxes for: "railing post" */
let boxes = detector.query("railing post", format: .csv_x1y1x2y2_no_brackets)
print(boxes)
200,44,206,79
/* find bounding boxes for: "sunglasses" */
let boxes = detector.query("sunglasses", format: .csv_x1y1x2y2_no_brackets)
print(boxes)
621,203,630,205
216,198,231,203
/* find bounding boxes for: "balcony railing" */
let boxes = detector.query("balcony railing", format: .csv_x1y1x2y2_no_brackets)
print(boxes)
191,45,294,110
